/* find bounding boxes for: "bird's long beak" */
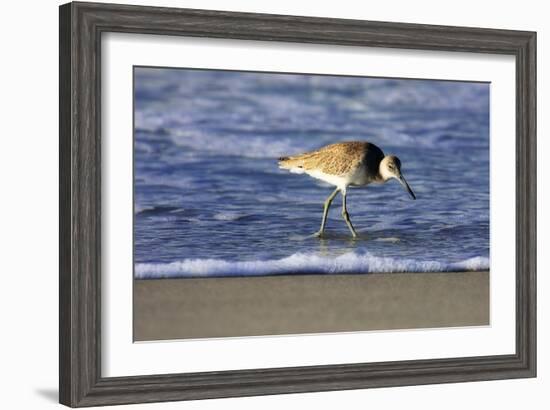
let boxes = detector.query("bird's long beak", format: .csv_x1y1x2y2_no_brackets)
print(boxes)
398,174,416,200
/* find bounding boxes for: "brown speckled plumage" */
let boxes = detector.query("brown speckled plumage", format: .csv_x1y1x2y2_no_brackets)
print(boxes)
278,141,384,178
278,140,415,237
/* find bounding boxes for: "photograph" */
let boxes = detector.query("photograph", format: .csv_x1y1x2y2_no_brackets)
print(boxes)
133,67,490,341
54,1,537,406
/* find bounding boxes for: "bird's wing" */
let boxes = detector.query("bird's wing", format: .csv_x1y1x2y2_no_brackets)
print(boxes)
279,142,367,176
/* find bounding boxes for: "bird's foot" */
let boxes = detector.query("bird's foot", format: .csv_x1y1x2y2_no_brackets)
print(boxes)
312,230,326,239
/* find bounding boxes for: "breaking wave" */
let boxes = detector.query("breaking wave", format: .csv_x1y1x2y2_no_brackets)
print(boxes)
135,252,489,279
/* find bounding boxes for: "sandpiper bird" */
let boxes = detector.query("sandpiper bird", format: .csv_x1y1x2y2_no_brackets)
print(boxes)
278,141,416,238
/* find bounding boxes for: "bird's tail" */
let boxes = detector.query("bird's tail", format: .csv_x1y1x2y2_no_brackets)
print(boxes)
278,156,305,174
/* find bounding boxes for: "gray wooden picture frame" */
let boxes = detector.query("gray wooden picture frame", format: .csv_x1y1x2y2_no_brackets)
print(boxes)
59,1,536,407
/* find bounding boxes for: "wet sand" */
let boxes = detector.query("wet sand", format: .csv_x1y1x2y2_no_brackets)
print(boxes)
134,271,489,341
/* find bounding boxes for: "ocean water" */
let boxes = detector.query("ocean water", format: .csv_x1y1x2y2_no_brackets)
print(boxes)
134,67,490,278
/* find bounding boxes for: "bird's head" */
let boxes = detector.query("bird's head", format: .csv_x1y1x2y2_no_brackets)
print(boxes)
379,155,416,200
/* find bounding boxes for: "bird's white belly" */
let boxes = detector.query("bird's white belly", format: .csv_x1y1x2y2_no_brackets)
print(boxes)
306,166,370,190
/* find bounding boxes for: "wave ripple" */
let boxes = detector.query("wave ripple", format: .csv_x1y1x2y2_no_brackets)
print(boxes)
135,252,489,279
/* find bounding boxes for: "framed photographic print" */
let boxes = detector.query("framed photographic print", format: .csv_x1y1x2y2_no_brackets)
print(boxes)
59,1,536,407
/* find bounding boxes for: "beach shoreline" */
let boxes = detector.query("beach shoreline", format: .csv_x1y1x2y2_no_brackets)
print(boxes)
134,271,489,341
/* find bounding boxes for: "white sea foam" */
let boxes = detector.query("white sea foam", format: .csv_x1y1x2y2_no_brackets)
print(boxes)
169,129,303,159
374,237,401,243
135,252,489,279
213,212,251,221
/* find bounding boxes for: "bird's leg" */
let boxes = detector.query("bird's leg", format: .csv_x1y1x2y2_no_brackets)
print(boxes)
341,190,358,238
314,188,340,237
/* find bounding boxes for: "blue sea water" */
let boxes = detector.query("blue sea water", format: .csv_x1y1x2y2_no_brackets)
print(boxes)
134,67,490,278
